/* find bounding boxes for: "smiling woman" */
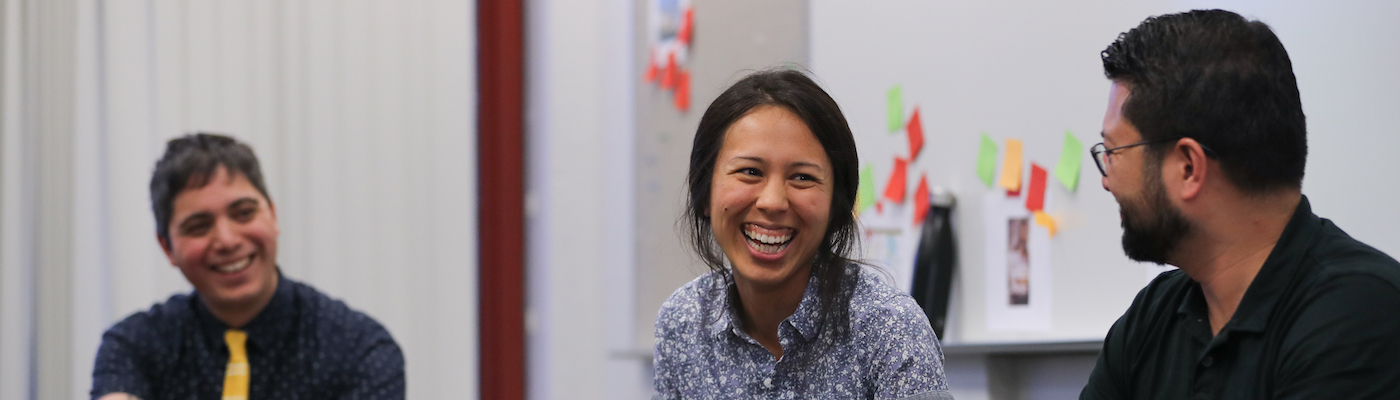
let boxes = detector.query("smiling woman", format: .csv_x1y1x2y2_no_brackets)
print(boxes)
651,69,953,400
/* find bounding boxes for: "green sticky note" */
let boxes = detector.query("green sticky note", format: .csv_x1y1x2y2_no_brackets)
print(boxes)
1054,130,1083,191
887,86,903,133
977,133,997,188
857,164,877,214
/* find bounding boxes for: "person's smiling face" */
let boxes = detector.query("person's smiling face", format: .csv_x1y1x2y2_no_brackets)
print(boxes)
160,166,280,321
709,105,833,292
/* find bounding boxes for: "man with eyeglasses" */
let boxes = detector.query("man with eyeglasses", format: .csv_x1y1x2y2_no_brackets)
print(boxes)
1081,10,1400,399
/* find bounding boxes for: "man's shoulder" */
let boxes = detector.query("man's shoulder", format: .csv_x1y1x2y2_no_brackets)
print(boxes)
1306,219,1400,290
107,292,198,338
285,278,397,343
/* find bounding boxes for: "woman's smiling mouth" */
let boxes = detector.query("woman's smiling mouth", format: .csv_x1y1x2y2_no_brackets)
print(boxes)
743,223,794,255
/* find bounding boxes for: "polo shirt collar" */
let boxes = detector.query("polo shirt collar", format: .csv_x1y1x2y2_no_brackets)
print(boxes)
1177,196,1322,333
194,268,297,351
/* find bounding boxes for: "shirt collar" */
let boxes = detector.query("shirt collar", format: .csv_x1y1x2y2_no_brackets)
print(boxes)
709,269,825,343
194,267,298,351
1176,196,1321,333
1229,195,1321,332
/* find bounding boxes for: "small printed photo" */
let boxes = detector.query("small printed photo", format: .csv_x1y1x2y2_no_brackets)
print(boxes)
1007,217,1030,305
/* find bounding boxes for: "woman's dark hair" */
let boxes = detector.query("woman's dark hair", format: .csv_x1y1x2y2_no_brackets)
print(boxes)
1102,9,1307,194
150,132,271,243
682,68,861,324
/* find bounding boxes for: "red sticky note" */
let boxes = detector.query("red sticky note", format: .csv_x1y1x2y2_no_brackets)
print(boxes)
673,69,690,111
913,174,931,224
907,108,924,160
644,49,658,82
678,7,694,45
883,157,908,203
661,53,677,89
1026,163,1047,211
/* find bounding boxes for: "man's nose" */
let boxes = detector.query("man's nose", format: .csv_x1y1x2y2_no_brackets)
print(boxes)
210,219,240,253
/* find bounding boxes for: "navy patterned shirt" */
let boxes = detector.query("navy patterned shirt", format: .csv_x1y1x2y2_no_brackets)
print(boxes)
653,265,953,399
91,270,404,400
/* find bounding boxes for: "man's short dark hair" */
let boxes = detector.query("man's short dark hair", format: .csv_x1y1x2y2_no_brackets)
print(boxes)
150,133,271,242
1102,9,1307,193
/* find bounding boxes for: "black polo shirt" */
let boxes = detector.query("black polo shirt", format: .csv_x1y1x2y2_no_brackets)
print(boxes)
1081,196,1400,399
91,270,404,400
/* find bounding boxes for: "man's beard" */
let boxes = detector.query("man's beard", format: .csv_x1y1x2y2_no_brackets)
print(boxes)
1119,167,1192,265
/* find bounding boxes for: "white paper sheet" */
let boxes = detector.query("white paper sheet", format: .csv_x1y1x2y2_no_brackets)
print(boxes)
858,201,919,294
984,194,1053,332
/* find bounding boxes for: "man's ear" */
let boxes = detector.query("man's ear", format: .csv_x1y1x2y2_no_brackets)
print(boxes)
1174,138,1212,200
158,233,177,265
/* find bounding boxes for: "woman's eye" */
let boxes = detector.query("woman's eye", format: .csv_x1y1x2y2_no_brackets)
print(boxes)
793,174,816,182
740,168,761,176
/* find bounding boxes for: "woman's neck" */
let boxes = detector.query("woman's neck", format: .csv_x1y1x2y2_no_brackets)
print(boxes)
734,267,812,359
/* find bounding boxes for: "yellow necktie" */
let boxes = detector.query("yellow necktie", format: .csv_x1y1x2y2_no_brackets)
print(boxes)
223,329,250,400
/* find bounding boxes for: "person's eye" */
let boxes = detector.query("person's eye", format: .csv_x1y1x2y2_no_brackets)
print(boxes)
738,168,762,177
793,173,815,181
233,207,257,222
181,222,211,237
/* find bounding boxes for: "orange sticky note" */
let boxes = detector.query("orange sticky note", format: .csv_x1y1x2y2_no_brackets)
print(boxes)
883,157,908,203
998,139,1023,192
907,108,924,161
678,7,694,45
673,69,690,111
1026,163,1047,211
661,53,677,89
1033,210,1057,237
913,174,931,224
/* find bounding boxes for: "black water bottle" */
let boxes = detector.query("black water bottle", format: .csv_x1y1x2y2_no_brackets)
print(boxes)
910,187,956,339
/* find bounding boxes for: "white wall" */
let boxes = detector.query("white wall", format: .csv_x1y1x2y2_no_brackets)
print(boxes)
525,0,646,398
0,1,477,398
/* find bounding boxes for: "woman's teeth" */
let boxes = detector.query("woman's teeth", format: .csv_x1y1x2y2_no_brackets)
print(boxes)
215,257,251,273
744,225,793,254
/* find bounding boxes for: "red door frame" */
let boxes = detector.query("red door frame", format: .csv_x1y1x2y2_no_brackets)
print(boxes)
478,0,526,398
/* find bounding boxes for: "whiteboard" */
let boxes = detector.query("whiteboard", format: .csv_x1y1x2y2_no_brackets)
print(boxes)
810,0,1400,344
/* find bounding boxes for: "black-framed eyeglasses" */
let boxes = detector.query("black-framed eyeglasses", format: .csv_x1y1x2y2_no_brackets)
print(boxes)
1089,137,1218,177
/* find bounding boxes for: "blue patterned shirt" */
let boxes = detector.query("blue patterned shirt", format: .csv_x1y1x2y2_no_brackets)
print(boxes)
653,265,953,399
90,270,404,400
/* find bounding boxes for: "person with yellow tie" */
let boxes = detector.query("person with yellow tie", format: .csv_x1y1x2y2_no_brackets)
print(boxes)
90,133,405,400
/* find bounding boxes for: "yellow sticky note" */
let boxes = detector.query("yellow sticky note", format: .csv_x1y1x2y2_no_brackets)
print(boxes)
1033,210,1057,237
999,139,1023,191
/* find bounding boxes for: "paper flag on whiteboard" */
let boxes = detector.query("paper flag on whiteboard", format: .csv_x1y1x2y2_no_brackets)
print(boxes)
857,164,876,215
1054,131,1083,191
883,157,908,203
999,139,1024,192
1033,210,1058,237
661,53,678,89
977,133,997,188
673,69,690,111
888,86,903,133
644,49,658,82
907,108,924,161
1026,163,1047,211
678,8,694,45
914,174,931,224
